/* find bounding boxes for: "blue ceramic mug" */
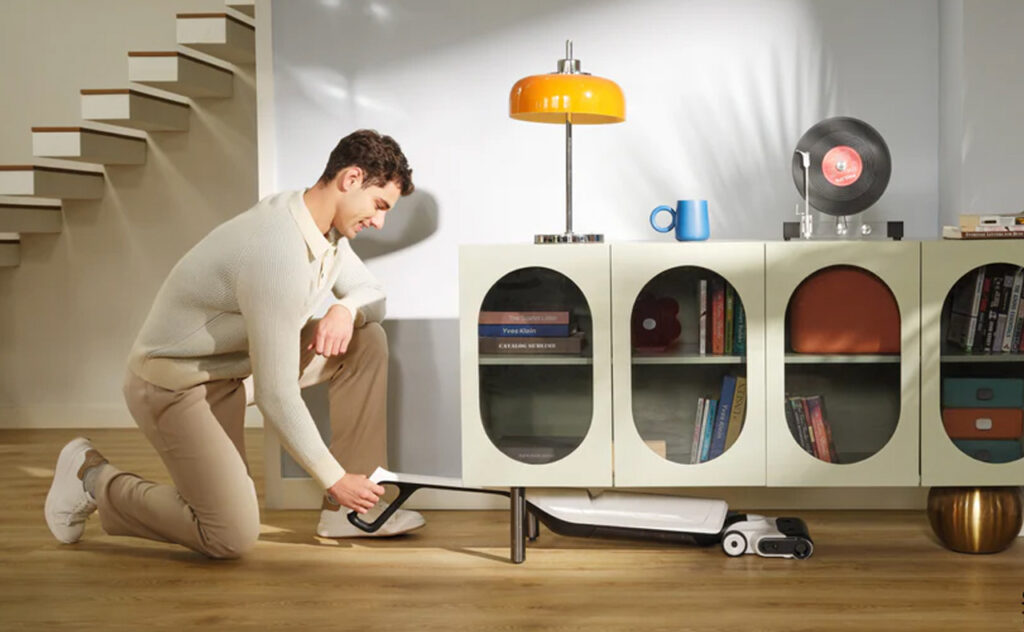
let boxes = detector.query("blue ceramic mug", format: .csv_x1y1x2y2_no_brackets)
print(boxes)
650,200,710,241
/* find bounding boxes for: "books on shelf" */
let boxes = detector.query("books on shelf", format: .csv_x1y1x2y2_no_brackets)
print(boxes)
784,394,839,463
479,332,585,354
689,375,747,464
959,212,1024,231
943,225,1024,240
696,277,746,356
946,265,1024,353
478,310,586,355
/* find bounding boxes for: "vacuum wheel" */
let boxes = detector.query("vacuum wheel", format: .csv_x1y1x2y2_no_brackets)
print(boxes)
722,530,747,557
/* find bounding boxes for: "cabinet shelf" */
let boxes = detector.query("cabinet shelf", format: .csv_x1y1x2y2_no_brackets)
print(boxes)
479,354,593,366
785,353,900,364
940,353,1024,364
632,353,745,365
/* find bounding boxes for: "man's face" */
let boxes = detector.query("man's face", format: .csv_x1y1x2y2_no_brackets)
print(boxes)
333,173,402,240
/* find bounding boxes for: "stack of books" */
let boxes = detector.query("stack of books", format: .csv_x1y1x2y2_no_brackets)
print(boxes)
946,265,1024,353
478,310,585,354
697,279,747,356
689,375,747,463
784,395,839,463
942,212,1024,240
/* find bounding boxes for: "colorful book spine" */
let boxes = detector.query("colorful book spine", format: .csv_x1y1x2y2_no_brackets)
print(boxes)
1000,268,1023,351
478,324,570,337
1015,295,1024,352
725,286,734,355
698,280,708,355
787,397,814,456
734,304,746,355
711,279,724,355
478,310,570,324
689,398,706,464
708,375,736,460
805,396,834,463
699,399,718,463
723,376,747,451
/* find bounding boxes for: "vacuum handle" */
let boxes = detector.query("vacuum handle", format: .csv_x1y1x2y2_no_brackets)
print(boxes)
346,479,510,533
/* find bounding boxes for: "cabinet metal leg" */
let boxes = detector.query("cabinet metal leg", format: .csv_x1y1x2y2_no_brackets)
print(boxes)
527,508,539,542
511,487,526,564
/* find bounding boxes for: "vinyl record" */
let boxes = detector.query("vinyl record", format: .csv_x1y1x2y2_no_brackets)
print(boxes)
791,117,891,217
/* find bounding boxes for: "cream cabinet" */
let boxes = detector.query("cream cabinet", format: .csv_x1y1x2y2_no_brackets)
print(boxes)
764,241,920,486
921,241,1024,486
458,241,1021,493
459,244,613,487
610,242,766,486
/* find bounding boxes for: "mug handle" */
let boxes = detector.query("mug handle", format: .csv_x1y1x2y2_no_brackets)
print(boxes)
650,206,676,233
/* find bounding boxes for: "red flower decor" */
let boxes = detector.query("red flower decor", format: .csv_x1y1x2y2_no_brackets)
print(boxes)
631,293,682,350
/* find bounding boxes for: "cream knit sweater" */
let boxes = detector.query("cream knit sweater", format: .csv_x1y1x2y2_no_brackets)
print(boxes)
128,191,385,489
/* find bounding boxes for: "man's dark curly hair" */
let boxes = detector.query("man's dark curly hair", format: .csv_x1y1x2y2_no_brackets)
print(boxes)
318,129,414,195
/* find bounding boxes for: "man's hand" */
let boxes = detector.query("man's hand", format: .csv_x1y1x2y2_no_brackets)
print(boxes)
326,473,385,514
309,304,354,357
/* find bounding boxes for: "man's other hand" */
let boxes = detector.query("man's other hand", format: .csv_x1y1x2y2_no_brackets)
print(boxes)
309,304,354,356
327,473,385,514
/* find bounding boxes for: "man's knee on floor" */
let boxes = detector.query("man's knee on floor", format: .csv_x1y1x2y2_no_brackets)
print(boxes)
201,517,260,560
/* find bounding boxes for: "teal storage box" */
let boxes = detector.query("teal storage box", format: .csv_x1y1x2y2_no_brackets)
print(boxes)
952,439,1023,464
943,378,1024,408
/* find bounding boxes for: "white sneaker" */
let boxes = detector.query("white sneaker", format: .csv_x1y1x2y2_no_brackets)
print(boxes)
44,437,106,544
317,503,425,538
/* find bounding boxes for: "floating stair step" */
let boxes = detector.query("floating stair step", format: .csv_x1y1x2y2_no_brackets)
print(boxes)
177,13,255,65
0,166,104,199
226,1,254,18
32,127,146,165
81,89,190,132
0,202,62,234
129,51,233,98
0,239,19,268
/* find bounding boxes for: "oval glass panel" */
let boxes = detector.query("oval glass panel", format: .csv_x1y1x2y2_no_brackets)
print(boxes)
477,267,593,465
939,263,1024,464
629,266,748,464
784,265,901,464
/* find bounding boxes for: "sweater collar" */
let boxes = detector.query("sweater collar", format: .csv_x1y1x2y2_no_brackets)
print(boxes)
289,190,338,260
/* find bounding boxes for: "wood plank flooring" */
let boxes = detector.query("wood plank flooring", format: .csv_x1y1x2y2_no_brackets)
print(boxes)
1,429,1022,631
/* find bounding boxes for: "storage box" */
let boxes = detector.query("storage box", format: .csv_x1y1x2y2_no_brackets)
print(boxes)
951,439,1023,464
942,408,1023,439
943,378,1024,408
788,267,900,354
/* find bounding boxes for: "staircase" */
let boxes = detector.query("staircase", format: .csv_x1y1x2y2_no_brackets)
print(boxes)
0,1,256,267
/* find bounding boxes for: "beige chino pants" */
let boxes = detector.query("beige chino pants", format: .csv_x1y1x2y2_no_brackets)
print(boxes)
94,322,389,559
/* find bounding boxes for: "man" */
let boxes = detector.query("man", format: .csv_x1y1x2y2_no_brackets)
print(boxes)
44,129,421,559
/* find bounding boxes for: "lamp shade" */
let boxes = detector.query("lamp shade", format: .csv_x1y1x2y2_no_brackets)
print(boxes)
509,73,625,124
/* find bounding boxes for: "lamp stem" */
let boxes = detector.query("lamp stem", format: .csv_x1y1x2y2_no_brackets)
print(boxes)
565,119,573,236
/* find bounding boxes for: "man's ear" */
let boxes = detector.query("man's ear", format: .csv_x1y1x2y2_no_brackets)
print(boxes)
336,166,364,193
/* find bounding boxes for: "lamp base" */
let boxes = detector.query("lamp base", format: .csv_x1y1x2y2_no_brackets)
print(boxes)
534,233,604,244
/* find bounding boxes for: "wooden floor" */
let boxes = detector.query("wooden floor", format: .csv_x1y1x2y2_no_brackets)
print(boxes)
1,429,1022,631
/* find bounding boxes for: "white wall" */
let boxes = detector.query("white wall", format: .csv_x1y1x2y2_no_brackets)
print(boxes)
957,0,1024,221
0,0,258,427
270,0,940,321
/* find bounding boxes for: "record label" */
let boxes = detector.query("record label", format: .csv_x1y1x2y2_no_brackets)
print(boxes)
821,145,862,187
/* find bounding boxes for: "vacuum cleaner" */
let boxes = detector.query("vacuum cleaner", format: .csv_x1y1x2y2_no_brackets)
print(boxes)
347,468,813,562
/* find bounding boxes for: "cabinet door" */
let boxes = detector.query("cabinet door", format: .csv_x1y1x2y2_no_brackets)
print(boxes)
922,241,1024,485
460,244,612,486
765,241,920,486
611,242,765,486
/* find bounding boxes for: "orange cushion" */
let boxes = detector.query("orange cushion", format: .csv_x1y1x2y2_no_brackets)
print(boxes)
789,267,900,354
